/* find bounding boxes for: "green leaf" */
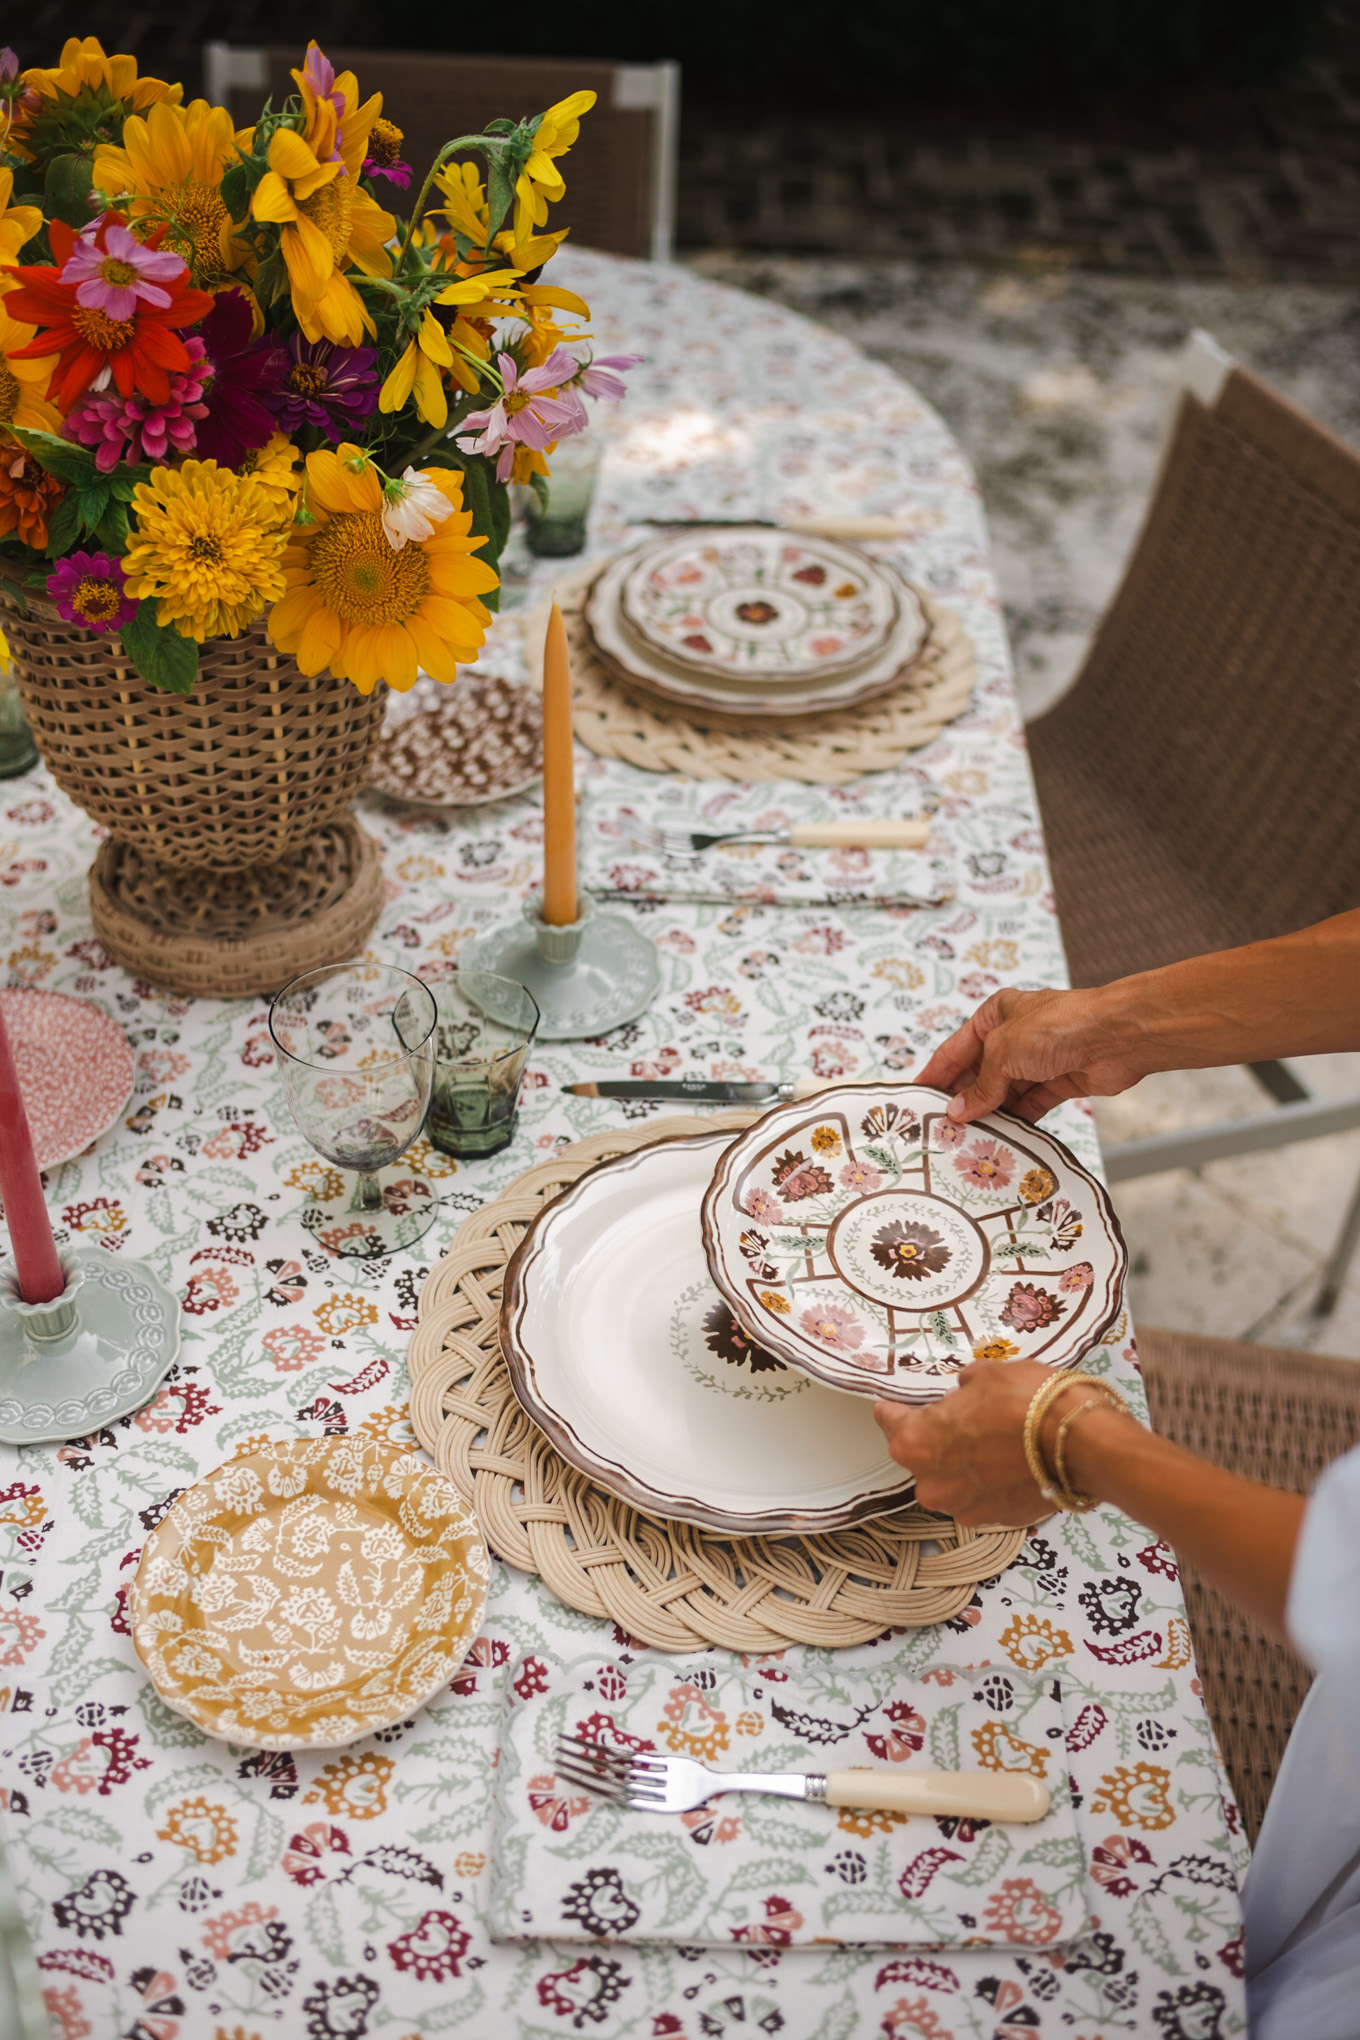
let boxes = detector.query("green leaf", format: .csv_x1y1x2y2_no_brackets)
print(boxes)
44,151,95,228
12,428,99,489
483,147,518,244
43,492,85,559
120,600,199,695
93,497,129,553
219,161,250,221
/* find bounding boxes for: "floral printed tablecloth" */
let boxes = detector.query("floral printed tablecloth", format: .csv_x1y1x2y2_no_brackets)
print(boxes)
0,251,1247,2040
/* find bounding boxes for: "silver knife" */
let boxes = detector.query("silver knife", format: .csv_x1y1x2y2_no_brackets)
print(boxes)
564,1077,827,1103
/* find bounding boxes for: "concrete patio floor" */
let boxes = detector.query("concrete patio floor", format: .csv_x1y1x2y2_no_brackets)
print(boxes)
692,254,1360,1356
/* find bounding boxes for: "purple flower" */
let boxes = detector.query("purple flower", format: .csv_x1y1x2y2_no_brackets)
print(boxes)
193,287,287,465
60,217,185,322
0,49,17,84
301,42,346,160
268,333,380,443
47,552,137,634
63,337,208,468
556,351,641,431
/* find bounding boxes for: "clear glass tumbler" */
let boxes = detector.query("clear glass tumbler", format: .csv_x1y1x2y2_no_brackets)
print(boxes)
427,971,540,1158
270,961,438,1259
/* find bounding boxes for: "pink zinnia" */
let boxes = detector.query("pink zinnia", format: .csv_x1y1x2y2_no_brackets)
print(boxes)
456,349,582,483
59,218,186,323
46,552,136,635
63,335,208,470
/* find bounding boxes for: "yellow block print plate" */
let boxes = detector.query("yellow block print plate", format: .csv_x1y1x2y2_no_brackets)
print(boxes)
129,1437,490,1748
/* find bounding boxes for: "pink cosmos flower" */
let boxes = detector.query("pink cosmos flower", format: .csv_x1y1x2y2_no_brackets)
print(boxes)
64,334,208,468
302,43,346,158
556,352,643,430
60,218,186,322
456,348,582,483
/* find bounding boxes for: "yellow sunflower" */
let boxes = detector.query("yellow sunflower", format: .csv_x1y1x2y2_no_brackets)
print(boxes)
93,98,249,288
8,38,180,164
513,91,595,241
0,297,63,433
122,461,289,643
0,172,42,270
249,45,394,345
268,446,499,694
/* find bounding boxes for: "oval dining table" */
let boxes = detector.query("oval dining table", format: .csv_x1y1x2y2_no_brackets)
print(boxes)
0,248,1247,2038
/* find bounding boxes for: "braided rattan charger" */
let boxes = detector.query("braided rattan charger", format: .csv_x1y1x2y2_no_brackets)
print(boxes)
408,1116,1024,1652
565,589,975,784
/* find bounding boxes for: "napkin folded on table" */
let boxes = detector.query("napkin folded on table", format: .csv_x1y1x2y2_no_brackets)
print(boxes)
488,1648,1090,1950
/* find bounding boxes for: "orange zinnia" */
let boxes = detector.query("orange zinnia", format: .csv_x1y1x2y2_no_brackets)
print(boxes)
4,214,215,411
0,450,65,548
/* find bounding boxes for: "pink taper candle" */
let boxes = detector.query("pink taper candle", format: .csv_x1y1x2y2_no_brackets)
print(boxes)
0,1004,65,1303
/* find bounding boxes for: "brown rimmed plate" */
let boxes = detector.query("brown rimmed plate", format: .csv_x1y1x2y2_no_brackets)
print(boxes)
702,1083,1128,1404
498,1129,915,1534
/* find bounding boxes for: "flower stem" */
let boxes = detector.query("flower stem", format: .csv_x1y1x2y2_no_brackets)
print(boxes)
395,136,504,277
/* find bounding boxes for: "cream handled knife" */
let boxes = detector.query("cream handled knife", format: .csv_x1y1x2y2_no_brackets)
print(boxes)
564,1077,831,1104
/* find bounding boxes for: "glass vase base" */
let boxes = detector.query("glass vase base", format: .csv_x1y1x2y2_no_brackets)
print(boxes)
296,1169,441,1260
0,1250,182,1445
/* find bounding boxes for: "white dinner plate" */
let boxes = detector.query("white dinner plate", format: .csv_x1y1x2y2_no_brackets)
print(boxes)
499,1131,916,1534
702,1084,1128,1403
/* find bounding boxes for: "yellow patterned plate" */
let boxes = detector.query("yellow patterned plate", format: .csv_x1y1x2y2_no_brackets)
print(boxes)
129,1438,490,1748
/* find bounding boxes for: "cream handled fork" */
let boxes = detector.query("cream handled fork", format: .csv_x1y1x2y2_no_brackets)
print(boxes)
556,1735,1050,1822
626,818,930,857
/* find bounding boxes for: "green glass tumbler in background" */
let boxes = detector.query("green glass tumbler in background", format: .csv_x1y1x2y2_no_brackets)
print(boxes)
427,971,540,1158
525,435,603,557
0,662,37,778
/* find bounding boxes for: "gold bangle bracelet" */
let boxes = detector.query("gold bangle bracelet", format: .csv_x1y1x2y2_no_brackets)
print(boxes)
1023,1373,1134,1513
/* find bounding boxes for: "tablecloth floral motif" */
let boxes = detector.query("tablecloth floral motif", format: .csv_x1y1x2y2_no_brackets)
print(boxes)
0,249,1247,2039
490,1650,1090,1952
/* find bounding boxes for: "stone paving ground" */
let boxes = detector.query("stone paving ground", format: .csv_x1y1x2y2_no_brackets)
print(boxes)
688,253,1360,1356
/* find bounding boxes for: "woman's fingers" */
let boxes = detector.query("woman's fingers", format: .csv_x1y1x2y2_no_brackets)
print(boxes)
915,1017,986,1096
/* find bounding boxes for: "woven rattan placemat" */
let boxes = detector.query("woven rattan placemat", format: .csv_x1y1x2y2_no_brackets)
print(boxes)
407,1116,1024,1652
564,589,976,784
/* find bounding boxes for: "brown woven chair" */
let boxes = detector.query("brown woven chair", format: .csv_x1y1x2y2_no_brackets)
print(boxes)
1138,1326,1360,1844
1026,344,1360,1308
203,43,679,261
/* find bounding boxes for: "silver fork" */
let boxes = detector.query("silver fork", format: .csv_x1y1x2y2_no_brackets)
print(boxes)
554,1734,1050,1821
624,818,930,858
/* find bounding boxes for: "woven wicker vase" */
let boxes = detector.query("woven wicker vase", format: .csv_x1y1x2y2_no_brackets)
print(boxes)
0,583,385,998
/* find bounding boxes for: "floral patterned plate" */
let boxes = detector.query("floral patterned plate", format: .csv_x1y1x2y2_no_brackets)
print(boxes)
584,542,929,718
621,530,901,680
0,986,134,1168
702,1084,1127,1403
129,1438,490,1748
499,1131,915,1533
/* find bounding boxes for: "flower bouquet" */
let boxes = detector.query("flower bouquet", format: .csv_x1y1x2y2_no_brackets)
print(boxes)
0,36,637,992
0,33,634,697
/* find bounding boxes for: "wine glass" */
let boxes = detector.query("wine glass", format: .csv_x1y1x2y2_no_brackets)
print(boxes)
270,961,439,1260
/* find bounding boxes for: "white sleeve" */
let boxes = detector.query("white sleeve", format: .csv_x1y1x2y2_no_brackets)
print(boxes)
1286,1441,1360,1679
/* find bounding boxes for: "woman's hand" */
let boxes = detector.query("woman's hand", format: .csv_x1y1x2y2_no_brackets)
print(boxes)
874,1360,1088,1526
914,985,1156,1126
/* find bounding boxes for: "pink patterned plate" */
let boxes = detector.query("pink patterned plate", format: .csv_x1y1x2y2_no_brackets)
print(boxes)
1,988,135,1168
702,1083,1127,1403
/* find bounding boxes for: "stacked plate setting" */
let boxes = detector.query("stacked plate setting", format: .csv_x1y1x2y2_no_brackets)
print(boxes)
584,528,929,718
498,1085,1128,1536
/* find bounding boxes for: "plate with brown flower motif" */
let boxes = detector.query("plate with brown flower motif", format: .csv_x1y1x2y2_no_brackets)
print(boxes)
129,1438,490,1748
701,1085,1127,1403
499,1130,915,1533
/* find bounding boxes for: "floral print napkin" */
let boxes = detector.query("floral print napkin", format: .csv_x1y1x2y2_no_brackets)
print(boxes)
489,1646,1090,1951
